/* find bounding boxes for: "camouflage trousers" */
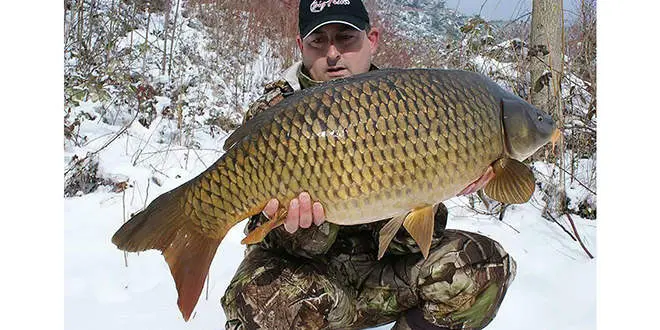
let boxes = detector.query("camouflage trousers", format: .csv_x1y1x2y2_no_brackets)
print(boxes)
221,229,516,330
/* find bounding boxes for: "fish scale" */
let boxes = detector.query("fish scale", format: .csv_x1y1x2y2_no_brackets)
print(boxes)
112,68,556,321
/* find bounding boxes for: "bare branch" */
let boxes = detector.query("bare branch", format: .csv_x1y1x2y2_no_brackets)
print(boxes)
565,213,594,259
544,211,576,241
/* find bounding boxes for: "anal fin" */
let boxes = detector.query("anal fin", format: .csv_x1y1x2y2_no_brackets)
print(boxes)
484,158,536,204
241,208,287,245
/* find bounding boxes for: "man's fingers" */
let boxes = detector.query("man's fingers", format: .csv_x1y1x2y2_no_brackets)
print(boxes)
278,192,326,235
312,202,325,226
284,198,300,233
262,199,279,219
298,192,313,228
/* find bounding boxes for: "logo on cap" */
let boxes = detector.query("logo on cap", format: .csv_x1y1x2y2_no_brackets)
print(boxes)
310,0,351,13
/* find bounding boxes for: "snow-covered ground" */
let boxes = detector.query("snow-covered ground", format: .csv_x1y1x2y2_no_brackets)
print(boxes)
63,106,596,329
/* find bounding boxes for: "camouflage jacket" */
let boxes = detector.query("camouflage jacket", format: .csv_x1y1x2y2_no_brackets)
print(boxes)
237,61,447,259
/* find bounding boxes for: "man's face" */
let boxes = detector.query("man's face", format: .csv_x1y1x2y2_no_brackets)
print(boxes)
296,24,380,82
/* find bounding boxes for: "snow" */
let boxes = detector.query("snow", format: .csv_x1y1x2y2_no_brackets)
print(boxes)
64,122,233,329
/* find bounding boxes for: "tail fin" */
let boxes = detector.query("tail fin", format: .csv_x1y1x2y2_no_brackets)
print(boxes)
111,186,222,321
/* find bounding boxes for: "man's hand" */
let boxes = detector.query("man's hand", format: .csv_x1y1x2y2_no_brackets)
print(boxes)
262,192,326,233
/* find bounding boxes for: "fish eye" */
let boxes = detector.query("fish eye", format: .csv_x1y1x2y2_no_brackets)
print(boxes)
537,115,543,122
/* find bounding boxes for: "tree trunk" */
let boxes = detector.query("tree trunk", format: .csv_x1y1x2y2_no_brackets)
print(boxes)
142,3,152,73
168,0,181,75
530,0,565,213
88,0,97,50
77,0,84,49
161,0,172,75
106,0,115,66
129,3,135,63
65,0,75,41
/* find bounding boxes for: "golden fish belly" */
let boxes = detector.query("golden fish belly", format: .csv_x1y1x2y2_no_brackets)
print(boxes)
187,69,507,236
111,68,525,322
315,135,502,225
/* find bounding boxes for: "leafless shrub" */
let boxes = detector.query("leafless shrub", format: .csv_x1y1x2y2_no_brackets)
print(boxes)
64,153,102,197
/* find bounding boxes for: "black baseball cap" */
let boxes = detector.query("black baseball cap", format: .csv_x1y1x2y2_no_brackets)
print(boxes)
298,0,370,39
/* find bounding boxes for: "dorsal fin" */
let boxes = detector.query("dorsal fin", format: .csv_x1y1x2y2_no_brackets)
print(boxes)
222,103,289,151
222,69,405,151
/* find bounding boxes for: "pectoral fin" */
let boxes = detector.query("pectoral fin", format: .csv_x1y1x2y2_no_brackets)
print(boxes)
402,205,436,259
484,158,536,204
378,213,406,260
241,208,287,245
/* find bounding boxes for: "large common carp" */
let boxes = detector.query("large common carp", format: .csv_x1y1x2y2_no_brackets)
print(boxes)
112,68,556,320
